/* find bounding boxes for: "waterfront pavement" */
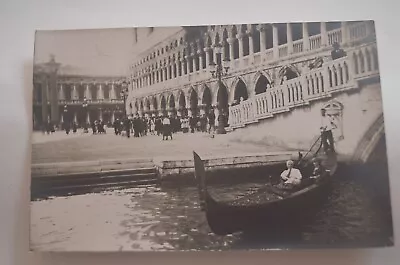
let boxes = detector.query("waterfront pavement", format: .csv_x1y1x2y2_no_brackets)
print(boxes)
32,128,293,168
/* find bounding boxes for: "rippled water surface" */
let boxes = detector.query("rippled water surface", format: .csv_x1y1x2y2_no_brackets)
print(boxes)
31,165,393,251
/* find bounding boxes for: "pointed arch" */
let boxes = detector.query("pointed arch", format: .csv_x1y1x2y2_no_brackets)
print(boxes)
178,91,186,109
217,82,229,113
241,24,250,56
202,85,212,106
139,99,144,111
278,65,300,84
214,33,220,45
134,100,139,113
222,28,230,61
152,96,158,110
160,95,167,110
189,87,199,116
206,35,212,47
251,24,261,53
231,26,239,59
255,74,271,95
168,94,175,109
145,97,151,111
233,78,249,102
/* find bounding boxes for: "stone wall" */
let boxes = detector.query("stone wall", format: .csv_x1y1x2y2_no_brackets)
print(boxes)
227,80,384,161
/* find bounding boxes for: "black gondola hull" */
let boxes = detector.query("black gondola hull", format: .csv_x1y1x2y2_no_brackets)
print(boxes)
193,139,337,236
204,177,333,235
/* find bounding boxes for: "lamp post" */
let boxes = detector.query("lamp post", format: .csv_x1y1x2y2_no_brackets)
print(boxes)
209,43,230,134
120,80,130,118
120,80,131,138
82,97,88,133
63,105,70,134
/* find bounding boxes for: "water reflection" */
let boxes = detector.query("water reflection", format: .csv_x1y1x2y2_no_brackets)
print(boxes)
31,165,393,251
116,166,393,250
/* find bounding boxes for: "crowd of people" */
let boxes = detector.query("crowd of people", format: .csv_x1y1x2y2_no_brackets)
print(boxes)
111,111,223,140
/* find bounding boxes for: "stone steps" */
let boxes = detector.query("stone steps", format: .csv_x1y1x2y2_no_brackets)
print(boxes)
31,164,158,199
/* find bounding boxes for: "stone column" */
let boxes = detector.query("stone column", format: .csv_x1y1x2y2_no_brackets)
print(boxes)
204,47,211,67
59,84,65,100
287,23,293,54
99,109,103,121
248,31,254,56
236,34,244,58
192,53,197,72
228,38,235,61
174,62,178,78
111,83,115,99
320,22,327,47
180,59,185,76
85,84,90,99
272,24,279,59
185,56,191,74
302,22,310,51
111,111,115,124
167,65,171,80
214,106,220,126
186,101,192,117
73,112,77,123
258,25,267,52
221,43,228,62
72,84,76,100
198,50,204,70
98,84,103,100
163,67,167,80
213,47,218,65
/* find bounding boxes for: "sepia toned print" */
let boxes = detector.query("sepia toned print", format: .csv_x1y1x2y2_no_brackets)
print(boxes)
31,21,393,251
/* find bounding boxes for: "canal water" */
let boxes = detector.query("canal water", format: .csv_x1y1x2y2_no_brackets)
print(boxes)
31,162,394,251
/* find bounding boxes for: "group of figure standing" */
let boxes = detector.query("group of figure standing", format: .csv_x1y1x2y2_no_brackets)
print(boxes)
90,120,106,135
110,111,220,140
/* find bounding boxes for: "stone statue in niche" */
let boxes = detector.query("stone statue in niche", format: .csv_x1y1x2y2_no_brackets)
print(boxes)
322,100,344,141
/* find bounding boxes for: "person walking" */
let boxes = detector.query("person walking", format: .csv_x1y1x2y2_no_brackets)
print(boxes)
208,110,216,137
162,116,172,140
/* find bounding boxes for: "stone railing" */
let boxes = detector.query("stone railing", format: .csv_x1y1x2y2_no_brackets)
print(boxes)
328,28,342,46
309,35,322,50
293,39,304,54
58,99,124,105
349,22,368,41
278,44,288,57
132,21,375,99
229,42,379,128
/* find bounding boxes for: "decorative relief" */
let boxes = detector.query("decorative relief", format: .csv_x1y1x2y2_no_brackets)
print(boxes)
322,99,344,141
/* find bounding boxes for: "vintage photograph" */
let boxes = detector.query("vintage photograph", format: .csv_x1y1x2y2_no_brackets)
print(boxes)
30,20,394,251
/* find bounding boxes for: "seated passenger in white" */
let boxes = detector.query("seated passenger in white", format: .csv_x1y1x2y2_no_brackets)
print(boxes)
280,160,303,185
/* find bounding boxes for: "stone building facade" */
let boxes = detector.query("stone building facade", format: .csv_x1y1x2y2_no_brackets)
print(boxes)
127,21,378,130
32,59,126,130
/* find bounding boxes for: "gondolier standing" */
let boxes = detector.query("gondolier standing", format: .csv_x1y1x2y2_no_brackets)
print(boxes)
320,108,336,153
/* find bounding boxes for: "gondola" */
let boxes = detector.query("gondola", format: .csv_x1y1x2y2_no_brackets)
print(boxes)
193,135,338,236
